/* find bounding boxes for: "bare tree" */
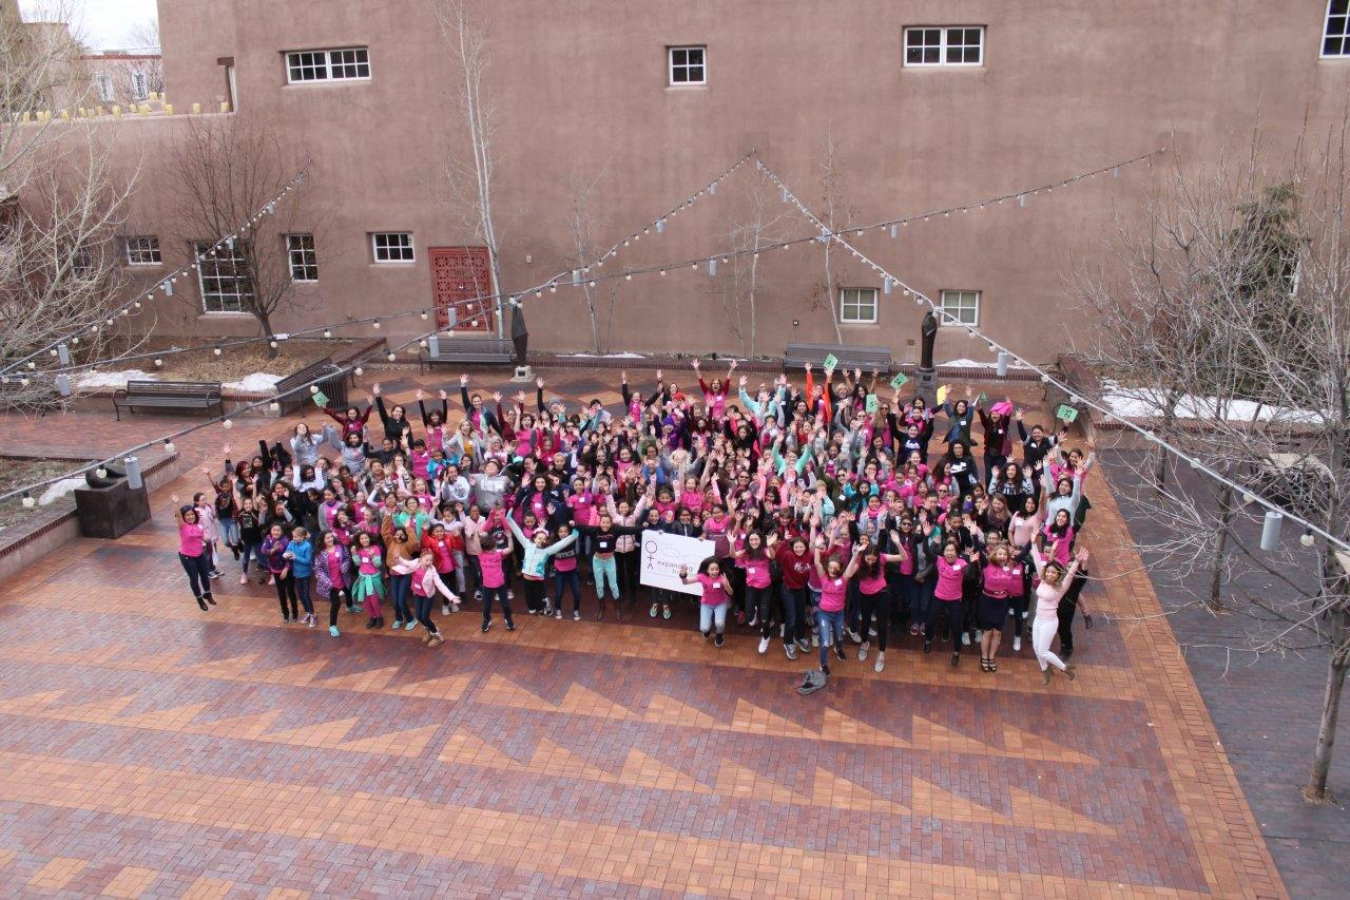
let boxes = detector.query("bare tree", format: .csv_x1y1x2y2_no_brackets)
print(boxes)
165,116,317,357
0,6,141,408
434,0,506,336
1075,130,1350,802
719,177,794,357
816,130,851,343
565,163,609,353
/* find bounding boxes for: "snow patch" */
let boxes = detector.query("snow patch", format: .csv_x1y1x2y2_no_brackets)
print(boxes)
75,369,157,388
225,372,284,393
560,352,647,359
38,476,85,507
1099,380,1326,424
938,357,1030,369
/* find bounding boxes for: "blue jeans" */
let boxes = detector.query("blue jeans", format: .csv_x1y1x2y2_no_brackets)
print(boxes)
699,601,728,635
295,576,314,615
240,540,261,575
219,516,240,547
781,585,808,644
390,572,412,621
816,609,846,668
553,569,582,613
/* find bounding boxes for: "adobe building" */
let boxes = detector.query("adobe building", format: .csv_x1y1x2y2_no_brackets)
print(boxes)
73,2,1350,362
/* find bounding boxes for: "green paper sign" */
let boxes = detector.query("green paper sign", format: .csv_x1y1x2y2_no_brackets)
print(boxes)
889,372,910,390
822,353,838,370
312,390,329,408
865,394,879,413
976,392,987,408
1055,404,1078,422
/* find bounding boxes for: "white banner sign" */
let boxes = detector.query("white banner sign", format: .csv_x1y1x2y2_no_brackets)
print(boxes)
640,530,716,596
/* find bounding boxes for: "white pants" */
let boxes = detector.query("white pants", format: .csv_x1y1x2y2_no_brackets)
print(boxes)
1032,617,1067,672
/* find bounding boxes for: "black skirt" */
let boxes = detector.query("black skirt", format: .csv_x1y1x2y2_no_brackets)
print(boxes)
977,594,1010,630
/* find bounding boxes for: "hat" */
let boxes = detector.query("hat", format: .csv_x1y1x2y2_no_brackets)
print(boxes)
532,527,548,538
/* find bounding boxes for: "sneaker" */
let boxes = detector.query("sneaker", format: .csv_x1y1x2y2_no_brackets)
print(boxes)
909,624,920,636
1042,668,1052,685
874,652,886,673
650,603,659,618
714,633,724,648
442,602,450,616
785,643,798,660
474,590,483,602
951,652,960,667
812,634,819,648
268,576,275,586
239,574,248,585
329,625,340,638
703,630,712,641
821,664,831,678
544,601,554,615
757,637,770,654
405,620,417,631
858,643,868,662
747,615,758,628
975,629,984,642
505,619,516,632
868,626,877,637
506,589,514,601
1012,636,1022,653
847,630,862,644
833,643,846,661
306,614,315,628
392,620,403,630
555,609,562,620
209,570,223,580
573,610,581,621
961,632,971,646
663,605,671,620
481,621,491,633
923,640,933,654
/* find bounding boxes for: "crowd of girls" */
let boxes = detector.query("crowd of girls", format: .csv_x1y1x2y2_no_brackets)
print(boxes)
172,362,1097,682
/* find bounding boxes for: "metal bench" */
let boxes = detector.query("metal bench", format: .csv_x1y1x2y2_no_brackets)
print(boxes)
783,342,893,372
272,358,350,416
418,336,515,373
112,380,224,421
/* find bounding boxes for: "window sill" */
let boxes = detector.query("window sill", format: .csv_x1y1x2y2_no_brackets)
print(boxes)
666,84,708,91
901,65,985,72
371,261,416,267
841,322,881,328
126,262,164,268
197,311,255,318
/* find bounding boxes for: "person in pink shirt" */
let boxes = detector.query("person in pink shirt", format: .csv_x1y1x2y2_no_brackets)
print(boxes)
478,531,516,633
856,537,908,674
811,543,860,678
678,560,733,648
925,542,976,667
392,550,460,647
978,544,1026,672
172,495,216,611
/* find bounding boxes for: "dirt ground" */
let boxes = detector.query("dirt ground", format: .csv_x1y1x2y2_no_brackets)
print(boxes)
0,457,82,530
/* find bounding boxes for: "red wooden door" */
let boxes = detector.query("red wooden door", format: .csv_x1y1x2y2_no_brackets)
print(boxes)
429,247,495,332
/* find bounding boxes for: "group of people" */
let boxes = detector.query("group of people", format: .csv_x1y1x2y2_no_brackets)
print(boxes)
171,361,1097,683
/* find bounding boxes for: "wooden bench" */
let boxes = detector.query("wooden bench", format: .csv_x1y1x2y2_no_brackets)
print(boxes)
272,358,350,416
783,342,893,372
418,336,515,373
112,380,223,421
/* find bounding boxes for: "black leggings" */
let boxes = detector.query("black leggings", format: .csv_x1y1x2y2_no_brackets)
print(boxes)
274,572,298,618
926,599,965,654
616,550,639,601
524,579,547,612
179,552,213,599
328,588,344,627
859,588,894,652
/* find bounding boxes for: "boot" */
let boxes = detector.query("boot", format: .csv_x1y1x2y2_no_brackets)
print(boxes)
203,591,216,606
195,595,208,611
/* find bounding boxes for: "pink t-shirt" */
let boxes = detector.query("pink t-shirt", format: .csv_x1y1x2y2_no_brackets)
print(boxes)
819,575,848,612
934,558,969,602
697,573,729,607
479,550,507,589
858,567,887,596
744,555,772,589
178,521,205,556
982,562,1025,597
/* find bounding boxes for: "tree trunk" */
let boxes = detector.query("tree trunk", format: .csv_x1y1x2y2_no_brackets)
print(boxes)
748,248,760,359
256,310,279,360
583,283,602,354
1154,389,1178,493
1206,483,1233,611
1307,606,1349,802
822,242,842,344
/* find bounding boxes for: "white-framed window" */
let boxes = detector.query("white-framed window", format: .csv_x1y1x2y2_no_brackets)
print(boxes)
71,247,96,279
839,287,879,325
904,26,984,67
371,232,414,263
285,47,370,83
131,70,148,100
93,73,114,102
668,46,706,85
1324,1,1350,56
287,233,318,282
124,236,161,265
939,290,980,326
195,240,255,313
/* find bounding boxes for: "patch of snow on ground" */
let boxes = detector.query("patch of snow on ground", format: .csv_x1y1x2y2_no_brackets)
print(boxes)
38,476,86,506
75,369,157,388
226,373,284,392
938,357,1030,369
1100,380,1325,423
559,352,647,359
